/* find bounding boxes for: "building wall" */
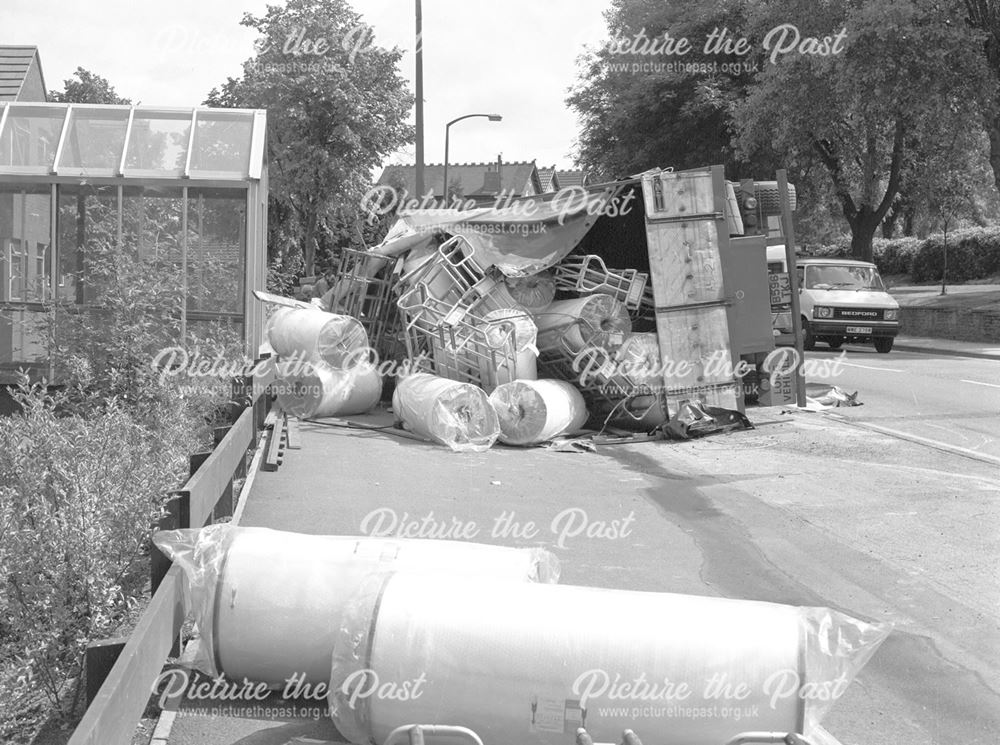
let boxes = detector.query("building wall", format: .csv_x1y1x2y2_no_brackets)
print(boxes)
17,56,46,102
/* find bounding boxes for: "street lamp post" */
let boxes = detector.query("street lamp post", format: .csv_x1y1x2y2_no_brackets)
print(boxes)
443,113,502,206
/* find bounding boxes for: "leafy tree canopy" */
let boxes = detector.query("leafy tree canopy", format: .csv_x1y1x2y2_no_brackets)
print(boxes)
206,0,414,276
49,67,130,105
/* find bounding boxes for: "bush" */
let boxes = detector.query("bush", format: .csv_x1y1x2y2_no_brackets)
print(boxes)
811,228,1000,283
2,238,240,739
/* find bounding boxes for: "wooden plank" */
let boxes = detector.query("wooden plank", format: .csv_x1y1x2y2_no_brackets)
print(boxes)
285,413,301,449
149,492,189,594
85,638,126,706
654,305,736,390
646,219,726,305
68,567,186,745
641,169,716,220
262,410,286,472
182,406,254,528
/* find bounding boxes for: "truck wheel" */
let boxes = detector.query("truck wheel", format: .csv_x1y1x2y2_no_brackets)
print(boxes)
803,319,816,351
827,336,844,350
874,337,894,354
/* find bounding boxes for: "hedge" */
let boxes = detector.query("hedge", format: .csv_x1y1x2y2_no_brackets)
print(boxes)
808,228,1000,283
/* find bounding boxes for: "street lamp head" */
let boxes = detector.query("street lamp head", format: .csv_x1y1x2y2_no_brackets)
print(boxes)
487,114,502,122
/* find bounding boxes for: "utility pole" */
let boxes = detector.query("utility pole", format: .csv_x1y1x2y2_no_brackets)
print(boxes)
414,0,425,199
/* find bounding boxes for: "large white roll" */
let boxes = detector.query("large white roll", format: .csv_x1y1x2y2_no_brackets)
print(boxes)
267,307,369,369
151,526,560,687
490,379,588,445
392,373,501,452
276,362,382,418
535,295,631,355
482,308,539,384
330,575,891,745
490,271,556,313
613,332,661,389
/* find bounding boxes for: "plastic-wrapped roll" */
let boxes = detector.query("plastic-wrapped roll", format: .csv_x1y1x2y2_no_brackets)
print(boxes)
276,362,382,418
267,307,369,369
535,295,631,355
490,271,556,313
392,373,501,452
482,308,539,384
613,332,661,388
151,525,560,687
490,379,588,445
330,574,891,745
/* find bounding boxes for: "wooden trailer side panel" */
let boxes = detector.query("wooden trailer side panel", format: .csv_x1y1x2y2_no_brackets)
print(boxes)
642,167,742,413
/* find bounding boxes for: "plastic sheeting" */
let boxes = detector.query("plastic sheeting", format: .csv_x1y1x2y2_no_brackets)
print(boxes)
151,525,560,686
490,379,588,445
372,183,628,277
329,574,891,745
275,361,382,419
267,307,369,369
493,271,557,313
392,373,501,452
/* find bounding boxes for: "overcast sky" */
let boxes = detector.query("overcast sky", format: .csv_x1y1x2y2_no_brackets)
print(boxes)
3,0,612,171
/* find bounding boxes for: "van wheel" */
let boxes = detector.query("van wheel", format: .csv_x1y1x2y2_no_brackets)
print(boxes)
874,337,894,354
827,336,844,350
802,319,816,351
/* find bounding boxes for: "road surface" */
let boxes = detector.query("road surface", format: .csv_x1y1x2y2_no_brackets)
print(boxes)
164,345,1000,745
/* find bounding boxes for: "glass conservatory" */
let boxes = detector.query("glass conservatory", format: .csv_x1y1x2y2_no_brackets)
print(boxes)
0,102,268,382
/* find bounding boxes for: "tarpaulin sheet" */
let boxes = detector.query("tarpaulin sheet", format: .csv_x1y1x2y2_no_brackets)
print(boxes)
371,184,628,277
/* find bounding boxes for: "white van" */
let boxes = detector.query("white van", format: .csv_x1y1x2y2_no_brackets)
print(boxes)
767,248,900,353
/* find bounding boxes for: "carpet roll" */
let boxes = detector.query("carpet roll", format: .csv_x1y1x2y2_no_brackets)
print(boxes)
275,362,382,419
490,379,588,445
535,295,632,355
392,373,501,452
267,307,369,369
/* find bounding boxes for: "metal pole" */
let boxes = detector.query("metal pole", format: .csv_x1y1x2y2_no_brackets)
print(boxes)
776,169,807,409
443,123,450,207
414,0,425,199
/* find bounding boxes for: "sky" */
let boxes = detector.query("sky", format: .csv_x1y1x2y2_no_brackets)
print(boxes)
2,0,613,171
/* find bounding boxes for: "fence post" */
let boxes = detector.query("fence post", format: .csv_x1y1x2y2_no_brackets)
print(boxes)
84,637,128,706
212,425,235,521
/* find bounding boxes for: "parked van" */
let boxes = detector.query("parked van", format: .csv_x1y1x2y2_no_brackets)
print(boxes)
766,248,900,353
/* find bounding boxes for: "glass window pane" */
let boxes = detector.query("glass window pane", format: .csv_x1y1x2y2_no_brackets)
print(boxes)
190,111,253,176
123,110,191,176
0,186,52,374
56,185,119,305
0,105,66,168
186,188,245,316
58,107,129,171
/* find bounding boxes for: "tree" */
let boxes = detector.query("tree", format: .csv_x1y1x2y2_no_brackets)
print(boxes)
49,67,130,105
966,1,1000,194
738,0,988,260
567,0,773,182
206,0,413,276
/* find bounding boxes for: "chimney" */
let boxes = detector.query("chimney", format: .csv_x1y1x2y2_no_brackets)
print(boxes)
482,159,501,194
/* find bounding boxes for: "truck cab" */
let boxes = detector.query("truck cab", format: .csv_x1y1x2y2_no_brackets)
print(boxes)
767,248,900,353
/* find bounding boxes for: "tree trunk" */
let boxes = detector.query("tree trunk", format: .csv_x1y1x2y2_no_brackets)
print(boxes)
302,208,318,277
849,209,881,262
985,109,1000,197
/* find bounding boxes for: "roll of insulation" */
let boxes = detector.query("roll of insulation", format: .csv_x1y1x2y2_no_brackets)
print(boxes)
267,307,369,369
490,379,588,445
392,373,501,452
482,308,539,384
492,271,557,313
330,575,814,745
200,528,560,687
535,295,631,355
613,332,661,388
276,362,382,418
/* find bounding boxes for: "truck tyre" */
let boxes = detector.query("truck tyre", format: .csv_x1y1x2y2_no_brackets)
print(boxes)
803,319,816,351
874,337,894,354
827,336,844,350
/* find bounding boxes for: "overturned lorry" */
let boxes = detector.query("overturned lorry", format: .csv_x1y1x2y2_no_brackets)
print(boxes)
267,165,798,447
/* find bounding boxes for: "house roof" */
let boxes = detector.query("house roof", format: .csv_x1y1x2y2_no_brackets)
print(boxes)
378,161,541,199
556,169,589,188
0,46,45,101
537,165,560,192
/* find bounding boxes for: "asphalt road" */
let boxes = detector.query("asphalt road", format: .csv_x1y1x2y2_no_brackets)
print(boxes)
167,346,1000,745
802,341,1000,461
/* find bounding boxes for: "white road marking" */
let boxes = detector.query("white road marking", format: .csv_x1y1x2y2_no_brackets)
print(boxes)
961,379,1000,390
827,414,1000,467
840,362,904,373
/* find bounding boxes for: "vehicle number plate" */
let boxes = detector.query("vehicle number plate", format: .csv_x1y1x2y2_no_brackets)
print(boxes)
846,326,872,334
